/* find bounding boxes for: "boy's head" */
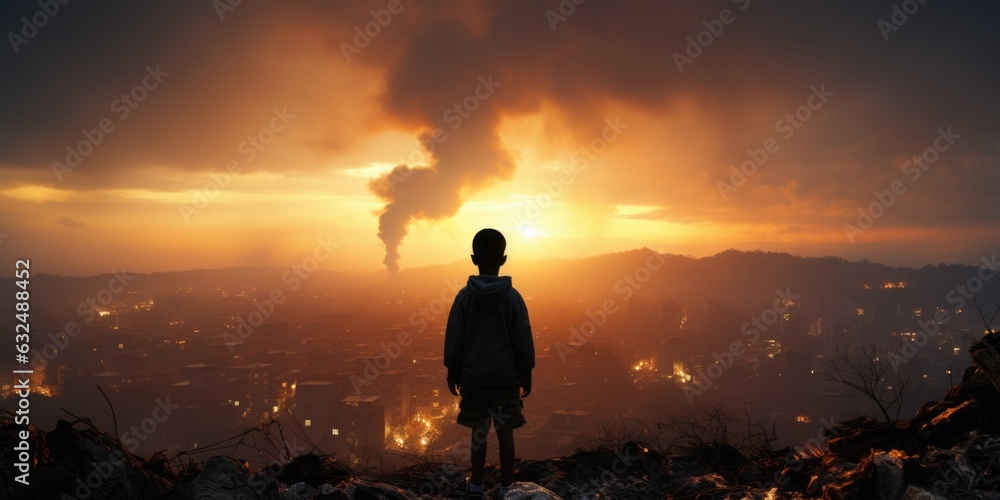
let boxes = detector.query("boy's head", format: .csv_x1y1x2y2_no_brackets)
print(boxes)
471,228,507,272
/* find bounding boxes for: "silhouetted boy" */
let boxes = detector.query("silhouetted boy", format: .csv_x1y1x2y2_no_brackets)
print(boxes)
445,228,534,499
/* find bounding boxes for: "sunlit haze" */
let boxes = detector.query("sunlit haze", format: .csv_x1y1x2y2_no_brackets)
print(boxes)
1,2,998,276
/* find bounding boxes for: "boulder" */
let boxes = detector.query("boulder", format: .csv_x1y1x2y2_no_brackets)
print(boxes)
175,455,290,500
873,451,905,500
501,481,562,499
341,479,418,499
923,400,981,447
901,485,949,499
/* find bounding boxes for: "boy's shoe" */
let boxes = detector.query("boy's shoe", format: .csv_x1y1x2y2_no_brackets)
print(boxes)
465,480,485,500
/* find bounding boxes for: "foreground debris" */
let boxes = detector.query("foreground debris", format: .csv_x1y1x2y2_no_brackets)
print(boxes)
4,334,1000,499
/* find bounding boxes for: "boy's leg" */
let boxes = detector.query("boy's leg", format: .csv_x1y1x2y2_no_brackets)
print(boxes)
469,424,490,487
497,429,515,487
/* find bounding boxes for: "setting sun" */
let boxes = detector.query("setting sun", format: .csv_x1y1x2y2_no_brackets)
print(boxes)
520,226,544,239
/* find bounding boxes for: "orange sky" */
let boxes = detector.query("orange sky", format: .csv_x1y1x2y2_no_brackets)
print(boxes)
1,1,998,276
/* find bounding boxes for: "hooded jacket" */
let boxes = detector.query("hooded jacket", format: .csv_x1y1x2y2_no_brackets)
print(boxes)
444,275,534,399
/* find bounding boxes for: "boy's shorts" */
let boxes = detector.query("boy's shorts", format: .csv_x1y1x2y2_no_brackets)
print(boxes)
456,397,526,431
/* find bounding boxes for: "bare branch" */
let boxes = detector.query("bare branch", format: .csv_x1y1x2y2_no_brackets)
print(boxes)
824,338,921,423
974,298,999,335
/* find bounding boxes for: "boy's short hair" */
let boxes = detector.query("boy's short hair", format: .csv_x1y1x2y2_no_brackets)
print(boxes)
472,228,506,262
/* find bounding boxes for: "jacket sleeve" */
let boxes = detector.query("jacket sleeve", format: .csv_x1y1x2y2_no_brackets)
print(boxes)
510,290,535,386
443,293,465,383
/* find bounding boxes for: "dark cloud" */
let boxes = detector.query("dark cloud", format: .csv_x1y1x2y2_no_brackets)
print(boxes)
1,0,998,270
362,0,1000,270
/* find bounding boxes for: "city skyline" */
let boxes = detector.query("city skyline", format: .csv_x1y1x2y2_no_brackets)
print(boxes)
7,248,995,464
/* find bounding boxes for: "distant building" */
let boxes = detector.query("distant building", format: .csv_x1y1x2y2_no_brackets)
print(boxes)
661,301,684,335
340,395,385,458
296,380,344,449
227,362,278,412
173,361,238,448
182,361,225,386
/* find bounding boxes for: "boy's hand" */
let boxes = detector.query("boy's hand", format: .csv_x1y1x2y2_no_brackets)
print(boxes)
520,384,531,398
448,381,460,396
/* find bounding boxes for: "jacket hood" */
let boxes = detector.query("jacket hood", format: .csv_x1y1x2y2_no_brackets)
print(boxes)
467,275,512,307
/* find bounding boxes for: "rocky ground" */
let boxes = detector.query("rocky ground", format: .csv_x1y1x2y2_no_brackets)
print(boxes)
4,334,1000,499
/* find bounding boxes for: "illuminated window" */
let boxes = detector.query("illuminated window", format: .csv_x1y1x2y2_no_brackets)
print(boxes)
305,419,312,427
332,428,339,436
117,343,124,349
234,401,240,407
